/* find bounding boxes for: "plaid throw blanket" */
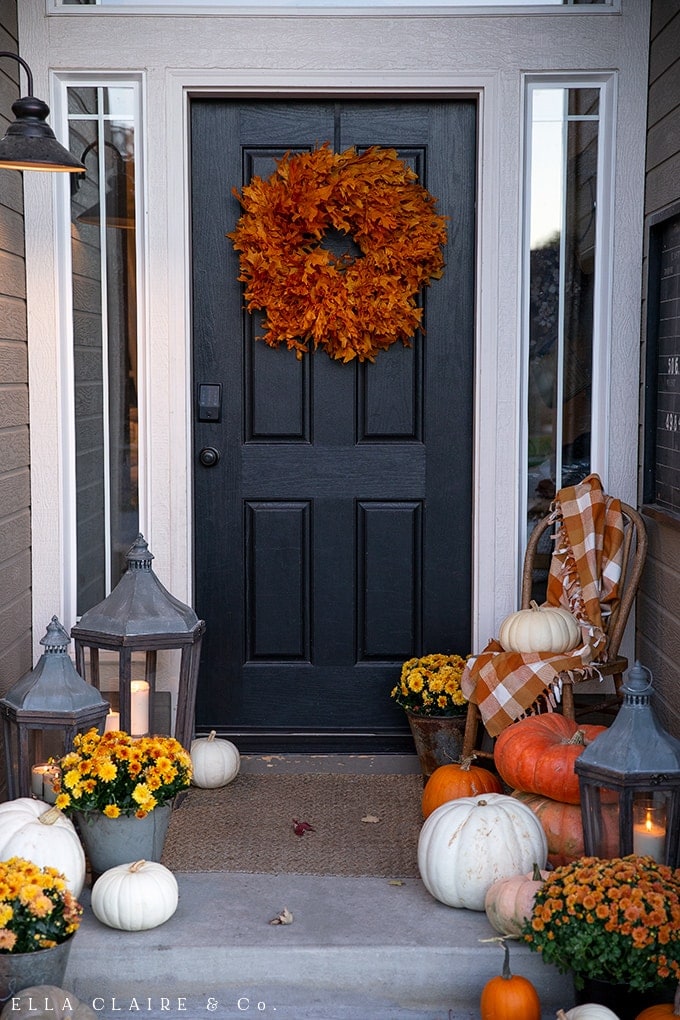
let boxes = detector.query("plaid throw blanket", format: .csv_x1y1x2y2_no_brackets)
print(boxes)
461,474,625,737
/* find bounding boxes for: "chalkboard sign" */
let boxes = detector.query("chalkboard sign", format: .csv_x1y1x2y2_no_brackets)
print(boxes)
644,202,680,516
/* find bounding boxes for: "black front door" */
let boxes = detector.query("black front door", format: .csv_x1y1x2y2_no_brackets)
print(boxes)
191,98,476,750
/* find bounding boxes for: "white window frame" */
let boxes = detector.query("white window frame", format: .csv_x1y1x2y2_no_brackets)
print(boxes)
47,0,620,15
519,71,617,564
51,73,149,627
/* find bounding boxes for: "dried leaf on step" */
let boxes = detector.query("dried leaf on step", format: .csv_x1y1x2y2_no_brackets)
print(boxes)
361,814,380,823
388,880,404,886
269,908,294,926
292,818,315,836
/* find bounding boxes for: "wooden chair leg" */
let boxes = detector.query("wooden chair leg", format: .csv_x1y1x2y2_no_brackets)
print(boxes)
462,701,495,761
561,680,575,721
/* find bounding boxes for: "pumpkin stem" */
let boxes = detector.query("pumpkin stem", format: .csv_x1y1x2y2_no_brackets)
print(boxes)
531,862,543,881
208,730,217,742
565,729,586,746
529,600,544,612
458,755,476,771
129,860,146,872
555,1012,568,1019
500,941,512,980
38,806,63,825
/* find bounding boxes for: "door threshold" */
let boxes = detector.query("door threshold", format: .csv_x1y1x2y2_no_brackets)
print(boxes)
239,752,422,775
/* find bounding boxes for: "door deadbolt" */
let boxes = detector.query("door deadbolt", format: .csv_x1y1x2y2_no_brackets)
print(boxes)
198,447,220,468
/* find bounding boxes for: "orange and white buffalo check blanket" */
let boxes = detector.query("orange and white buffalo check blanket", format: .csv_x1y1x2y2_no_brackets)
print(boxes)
461,474,625,737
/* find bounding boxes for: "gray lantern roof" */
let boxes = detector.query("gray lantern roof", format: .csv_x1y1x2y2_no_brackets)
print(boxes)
575,661,680,783
0,616,109,714
72,534,200,640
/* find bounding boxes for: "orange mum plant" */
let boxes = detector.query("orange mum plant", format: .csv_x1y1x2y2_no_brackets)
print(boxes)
522,855,680,994
228,144,448,363
55,728,192,818
0,857,82,954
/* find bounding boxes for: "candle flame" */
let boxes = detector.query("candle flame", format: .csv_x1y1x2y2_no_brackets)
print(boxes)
645,809,653,833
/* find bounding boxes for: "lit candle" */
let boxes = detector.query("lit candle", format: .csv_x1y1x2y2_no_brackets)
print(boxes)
130,679,150,736
42,766,60,804
31,764,49,798
104,711,120,733
633,809,666,863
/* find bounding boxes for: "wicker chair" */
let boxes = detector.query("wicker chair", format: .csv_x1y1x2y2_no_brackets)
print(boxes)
461,500,648,762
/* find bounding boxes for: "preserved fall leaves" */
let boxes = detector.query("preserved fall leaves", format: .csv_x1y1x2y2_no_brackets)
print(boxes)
228,144,448,363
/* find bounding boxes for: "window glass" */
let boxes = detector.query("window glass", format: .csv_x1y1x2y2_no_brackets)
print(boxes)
68,85,139,614
525,85,600,583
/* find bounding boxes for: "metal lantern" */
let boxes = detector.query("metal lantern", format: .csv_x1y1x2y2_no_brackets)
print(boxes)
70,534,205,749
574,661,680,867
0,616,109,799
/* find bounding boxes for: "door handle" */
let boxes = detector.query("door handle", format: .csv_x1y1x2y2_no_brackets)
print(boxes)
198,447,220,468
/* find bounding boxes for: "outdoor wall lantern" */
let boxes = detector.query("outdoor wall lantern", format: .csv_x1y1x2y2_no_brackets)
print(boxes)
0,617,110,799
70,534,206,750
574,661,680,867
0,51,86,172
74,139,135,230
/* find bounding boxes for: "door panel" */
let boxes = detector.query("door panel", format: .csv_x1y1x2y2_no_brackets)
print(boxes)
191,99,476,750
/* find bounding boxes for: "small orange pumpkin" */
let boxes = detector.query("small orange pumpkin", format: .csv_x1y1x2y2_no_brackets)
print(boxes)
480,942,541,1020
421,756,502,818
635,999,680,1019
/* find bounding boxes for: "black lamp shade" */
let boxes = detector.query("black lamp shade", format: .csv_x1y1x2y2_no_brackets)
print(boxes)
0,52,86,173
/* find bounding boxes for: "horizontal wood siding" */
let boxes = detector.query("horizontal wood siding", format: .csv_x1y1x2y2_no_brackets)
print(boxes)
639,0,680,738
0,0,32,801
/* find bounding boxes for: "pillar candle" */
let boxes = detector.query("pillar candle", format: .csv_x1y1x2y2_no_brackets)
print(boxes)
104,711,120,733
633,813,666,863
130,679,150,736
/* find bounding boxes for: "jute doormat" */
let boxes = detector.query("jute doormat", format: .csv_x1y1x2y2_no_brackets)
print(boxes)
161,772,423,877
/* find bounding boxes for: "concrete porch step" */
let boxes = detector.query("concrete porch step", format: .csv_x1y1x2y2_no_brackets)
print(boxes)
64,871,573,1020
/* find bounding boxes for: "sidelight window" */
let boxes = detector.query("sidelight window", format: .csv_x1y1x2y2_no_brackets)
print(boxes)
523,77,613,562
66,81,142,615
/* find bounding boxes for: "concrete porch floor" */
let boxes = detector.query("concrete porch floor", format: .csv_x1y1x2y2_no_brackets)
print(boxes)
61,755,574,1020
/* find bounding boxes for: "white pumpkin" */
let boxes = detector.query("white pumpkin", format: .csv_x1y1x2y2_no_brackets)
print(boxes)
91,859,179,931
0,799,86,897
417,792,548,911
190,730,240,788
498,600,581,654
556,1008,621,1020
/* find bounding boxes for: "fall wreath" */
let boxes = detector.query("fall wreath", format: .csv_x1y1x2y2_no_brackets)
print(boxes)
228,144,448,363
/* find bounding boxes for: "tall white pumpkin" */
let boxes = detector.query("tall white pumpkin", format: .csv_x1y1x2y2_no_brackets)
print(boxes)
417,792,548,910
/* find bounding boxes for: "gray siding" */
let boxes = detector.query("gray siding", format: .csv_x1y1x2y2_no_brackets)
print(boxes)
638,0,680,738
0,0,32,801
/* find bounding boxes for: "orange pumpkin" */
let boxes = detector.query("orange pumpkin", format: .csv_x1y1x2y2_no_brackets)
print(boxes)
512,790,620,865
494,714,607,804
635,1001,680,1019
480,942,541,1020
421,757,502,818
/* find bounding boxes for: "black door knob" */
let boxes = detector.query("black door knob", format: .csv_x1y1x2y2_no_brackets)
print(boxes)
198,447,220,467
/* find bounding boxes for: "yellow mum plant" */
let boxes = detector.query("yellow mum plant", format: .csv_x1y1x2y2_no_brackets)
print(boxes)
55,728,192,819
522,854,680,993
391,653,469,717
0,857,82,954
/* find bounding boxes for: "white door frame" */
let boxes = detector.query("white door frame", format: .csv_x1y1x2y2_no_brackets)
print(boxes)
19,1,650,668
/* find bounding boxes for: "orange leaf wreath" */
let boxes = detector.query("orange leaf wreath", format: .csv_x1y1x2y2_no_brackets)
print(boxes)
228,144,448,363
